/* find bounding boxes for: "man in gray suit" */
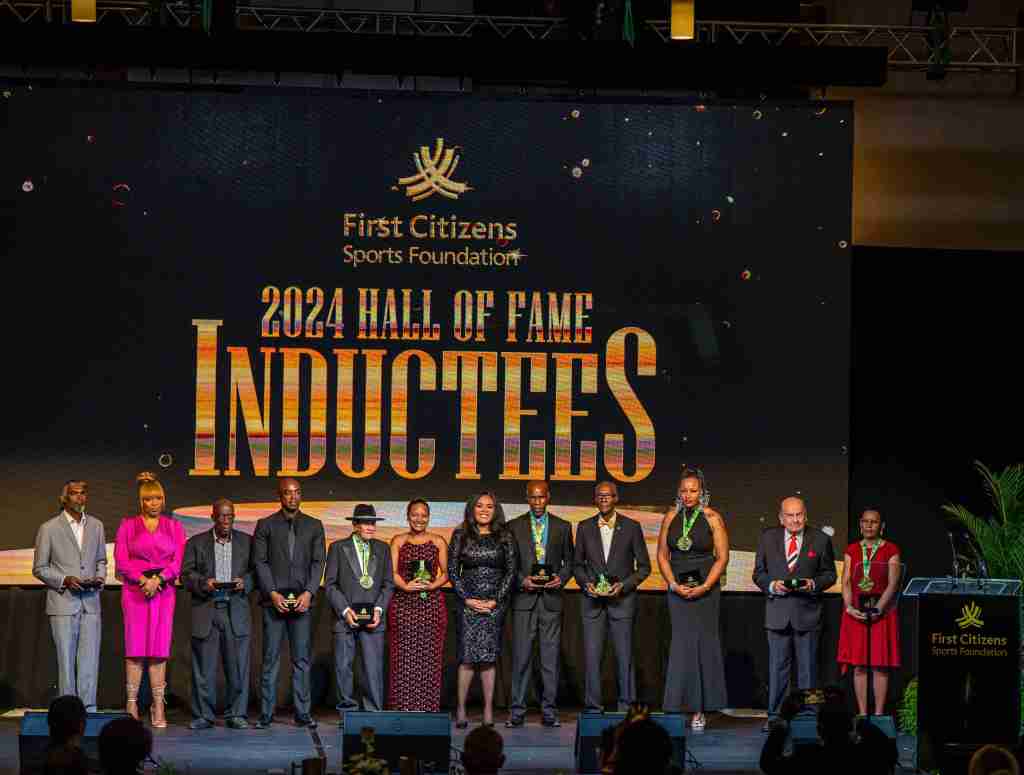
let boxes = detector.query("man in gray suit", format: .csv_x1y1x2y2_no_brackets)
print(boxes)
325,504,394,721
32,480,107,711
182,498,254,730
506,480,574,728
573,481,651,713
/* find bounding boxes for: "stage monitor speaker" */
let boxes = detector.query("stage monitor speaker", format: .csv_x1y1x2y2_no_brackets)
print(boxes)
19,711,130,775
574,712,686,774
340,712,450,772
789,709,820,748
860,715,897,739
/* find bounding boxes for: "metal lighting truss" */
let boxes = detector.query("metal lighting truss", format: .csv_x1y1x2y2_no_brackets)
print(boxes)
1,1,1020,72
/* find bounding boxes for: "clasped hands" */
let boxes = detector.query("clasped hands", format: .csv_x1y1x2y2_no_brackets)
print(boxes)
63,576,104,592
466,597,497,614
344,608,381,630
668,581,708,600
522,576,563,591
584,582,624,598
270,590,312,614
204,577,246,593
137,575,164,598
770,579,815,596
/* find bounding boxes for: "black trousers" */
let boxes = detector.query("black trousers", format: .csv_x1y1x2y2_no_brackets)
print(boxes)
509,603,562,718
191,604,250,721
260,607,312,721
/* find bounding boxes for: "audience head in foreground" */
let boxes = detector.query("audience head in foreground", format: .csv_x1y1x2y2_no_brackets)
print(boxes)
462,725,505,775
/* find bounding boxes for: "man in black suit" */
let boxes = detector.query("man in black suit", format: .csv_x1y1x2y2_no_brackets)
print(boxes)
253,478,327,728
573,481,651,713
182,498,254,730
506,480,574,728
753,496,837,729
325,504,395,720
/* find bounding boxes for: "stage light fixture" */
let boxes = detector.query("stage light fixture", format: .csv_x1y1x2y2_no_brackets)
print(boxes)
670,0,695,39
71,0,97,22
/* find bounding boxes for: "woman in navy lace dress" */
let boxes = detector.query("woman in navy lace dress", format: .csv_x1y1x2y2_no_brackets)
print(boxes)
448,492,517,728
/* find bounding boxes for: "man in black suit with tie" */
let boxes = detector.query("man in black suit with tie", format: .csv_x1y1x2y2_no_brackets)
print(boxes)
573,481,651,713
753,496,837,729
506,481,574,728
182,498,254,730
253,478,327,728
325,504,395,720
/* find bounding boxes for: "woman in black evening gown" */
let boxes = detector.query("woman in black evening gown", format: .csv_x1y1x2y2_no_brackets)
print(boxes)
447,492,517,728
656,466,729,729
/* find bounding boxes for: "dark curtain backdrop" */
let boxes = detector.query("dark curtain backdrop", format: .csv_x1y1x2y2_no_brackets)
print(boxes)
0,587,849,714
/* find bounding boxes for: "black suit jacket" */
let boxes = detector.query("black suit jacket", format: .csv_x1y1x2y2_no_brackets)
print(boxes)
182,528,254,639
573,513,651,620
507,512,575,612
252,510,327,606
752,525,837,631
325,537,395,633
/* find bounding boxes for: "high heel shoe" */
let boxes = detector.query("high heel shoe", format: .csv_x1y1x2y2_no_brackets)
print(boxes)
125,682,140,721
455,719,469,730
150,684,168,728
690,712,706,730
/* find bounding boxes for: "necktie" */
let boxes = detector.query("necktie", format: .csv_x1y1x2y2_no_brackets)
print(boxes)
287,519,296,561
786,534,799,573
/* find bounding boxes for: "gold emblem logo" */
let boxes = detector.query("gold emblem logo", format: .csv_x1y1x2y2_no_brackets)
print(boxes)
396,138,471,202
956,601,984,629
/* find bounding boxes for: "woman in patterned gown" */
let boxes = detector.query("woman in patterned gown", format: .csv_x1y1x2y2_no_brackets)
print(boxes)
448,492,517,728
387,499,449,712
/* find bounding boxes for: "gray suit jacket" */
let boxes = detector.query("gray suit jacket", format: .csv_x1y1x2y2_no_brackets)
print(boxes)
182,528,255,639
325,537,395,634
33,512,107,615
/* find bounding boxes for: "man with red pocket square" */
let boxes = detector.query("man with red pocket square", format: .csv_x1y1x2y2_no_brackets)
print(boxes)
753,496,836,729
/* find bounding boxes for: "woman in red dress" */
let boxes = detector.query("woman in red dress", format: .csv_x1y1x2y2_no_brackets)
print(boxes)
387,499,449,711
837,509,901,716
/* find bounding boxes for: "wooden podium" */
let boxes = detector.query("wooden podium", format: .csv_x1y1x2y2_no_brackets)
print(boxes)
905,578,1021,771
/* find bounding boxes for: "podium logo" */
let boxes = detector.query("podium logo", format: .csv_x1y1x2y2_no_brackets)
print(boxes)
396,138,471,202
956,601,984,629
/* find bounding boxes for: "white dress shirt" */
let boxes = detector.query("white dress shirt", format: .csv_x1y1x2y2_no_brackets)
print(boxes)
64,510,85,550
599,516,616,561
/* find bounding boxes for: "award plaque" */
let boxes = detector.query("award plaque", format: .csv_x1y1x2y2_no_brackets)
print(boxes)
78,578,102,589
351,603,374,628
141,568,163,579
858,593,881,614
783,577,805,591
530,563,553,583
410,559,432,599
213,581,236,590
676,569,704,589
278,588,301,613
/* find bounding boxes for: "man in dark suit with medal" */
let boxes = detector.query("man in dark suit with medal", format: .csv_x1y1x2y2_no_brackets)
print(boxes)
572,481,651,713
252,478,326,728
325,504,395,720
506,481,574,728
182,499,254,730
753,496,837,730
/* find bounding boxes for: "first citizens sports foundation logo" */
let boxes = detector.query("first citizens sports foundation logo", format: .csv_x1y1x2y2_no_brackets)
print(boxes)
929,600,1009,658
342,138,525,268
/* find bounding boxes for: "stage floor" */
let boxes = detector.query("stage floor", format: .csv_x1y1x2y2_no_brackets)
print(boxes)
0,709,918,775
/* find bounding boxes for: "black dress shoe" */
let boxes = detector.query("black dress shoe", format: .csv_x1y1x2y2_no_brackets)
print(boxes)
189,718,214,730
226,718,249,730
542,716,561,728
254,718,273,729
481,721,495,728
505,716,525,728
295,715,317,728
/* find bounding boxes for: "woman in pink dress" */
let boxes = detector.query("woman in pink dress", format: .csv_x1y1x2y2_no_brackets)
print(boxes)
114,472,186,728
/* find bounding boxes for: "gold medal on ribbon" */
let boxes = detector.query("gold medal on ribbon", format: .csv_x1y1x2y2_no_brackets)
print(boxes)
359,573,373,589
859,538,884,595
675,506,701,552
858,576,874,592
